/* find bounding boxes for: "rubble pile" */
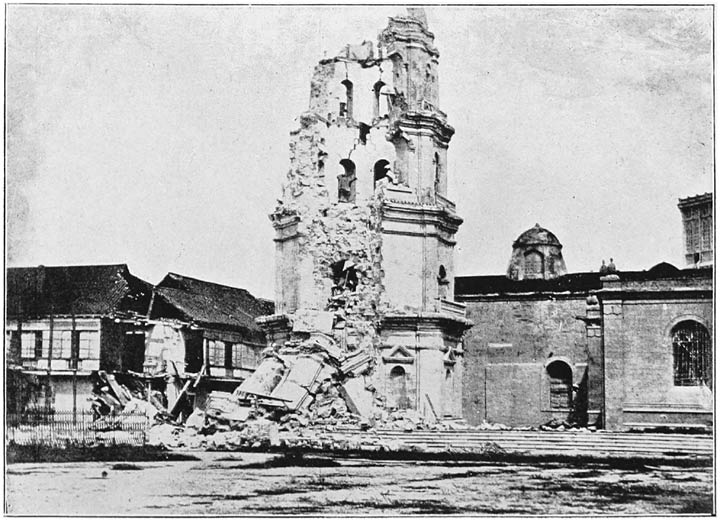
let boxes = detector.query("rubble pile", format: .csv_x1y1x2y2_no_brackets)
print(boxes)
91,371,164,421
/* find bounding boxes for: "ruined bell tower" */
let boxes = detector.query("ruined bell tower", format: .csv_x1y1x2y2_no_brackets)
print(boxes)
259,9,472,420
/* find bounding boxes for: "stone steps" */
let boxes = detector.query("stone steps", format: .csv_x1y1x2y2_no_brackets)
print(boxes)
286,428,714,458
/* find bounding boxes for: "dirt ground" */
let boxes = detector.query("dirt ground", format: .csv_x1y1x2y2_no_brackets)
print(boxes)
5,451,714,515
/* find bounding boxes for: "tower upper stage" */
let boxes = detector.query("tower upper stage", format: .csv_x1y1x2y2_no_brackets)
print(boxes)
270,10,467,318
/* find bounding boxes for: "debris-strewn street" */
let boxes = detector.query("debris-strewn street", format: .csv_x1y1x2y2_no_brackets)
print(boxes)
5,452,712,515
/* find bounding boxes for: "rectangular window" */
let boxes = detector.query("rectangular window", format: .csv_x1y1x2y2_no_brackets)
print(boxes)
34,332,43,358
78,331,100,359
701,217,712,251
208,340,225,366
242,344,260,369
232,344,243,368
685,220,694,252
689,219,701,252
51,330,73,359
224,342,233,369
229,343,261,369
21,332,36,358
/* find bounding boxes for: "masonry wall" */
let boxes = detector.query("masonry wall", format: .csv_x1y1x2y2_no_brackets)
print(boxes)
602,295,713,430
461,295,591,426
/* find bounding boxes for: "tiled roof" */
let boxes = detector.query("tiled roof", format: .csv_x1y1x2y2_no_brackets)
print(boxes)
151,273,274,335
6,264,152,318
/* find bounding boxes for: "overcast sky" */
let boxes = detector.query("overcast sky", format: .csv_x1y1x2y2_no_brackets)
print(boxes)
6,5,713,299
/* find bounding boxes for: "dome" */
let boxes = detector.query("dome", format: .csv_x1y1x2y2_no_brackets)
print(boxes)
513,223,562,248
507,224,567,281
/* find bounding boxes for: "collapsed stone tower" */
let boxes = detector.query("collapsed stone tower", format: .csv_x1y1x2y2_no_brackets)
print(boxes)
257,9,472,420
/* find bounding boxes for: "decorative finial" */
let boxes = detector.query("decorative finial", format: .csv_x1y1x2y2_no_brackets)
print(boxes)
406,7,427,26
599,259,608,274
607,258,617,273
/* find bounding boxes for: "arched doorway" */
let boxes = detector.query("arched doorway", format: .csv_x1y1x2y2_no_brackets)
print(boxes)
546,360,572,409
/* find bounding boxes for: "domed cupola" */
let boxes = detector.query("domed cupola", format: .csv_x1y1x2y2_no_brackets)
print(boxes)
507,223,567,280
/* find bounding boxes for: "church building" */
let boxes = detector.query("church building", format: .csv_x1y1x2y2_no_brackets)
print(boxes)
456,209,712,431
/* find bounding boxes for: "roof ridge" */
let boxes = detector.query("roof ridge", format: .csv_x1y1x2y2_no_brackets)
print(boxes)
8,263,129,271
163,272,254,294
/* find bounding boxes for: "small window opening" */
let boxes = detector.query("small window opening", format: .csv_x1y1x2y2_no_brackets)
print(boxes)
433,152,441,194
338,159,356,203
373,80,385,119
331,259,359,294
546,360,572,409
341,79,353,119
438,265,449,299
358,122,371,145
373,159,391,187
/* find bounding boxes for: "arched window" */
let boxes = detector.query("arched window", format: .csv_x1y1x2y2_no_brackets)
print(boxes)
524,250,544,279
389,365,410,410
546,360,572,409
672,321,712,388
373,81,385,119
338,159,356,203
373,159,391,187
340,79,353,119
433,152,441,193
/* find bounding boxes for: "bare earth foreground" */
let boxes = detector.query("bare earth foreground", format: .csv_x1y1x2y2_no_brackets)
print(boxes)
5,452,713,515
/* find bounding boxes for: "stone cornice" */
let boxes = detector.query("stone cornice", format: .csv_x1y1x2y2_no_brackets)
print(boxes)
381,312,473,336
595,288,712,302
395,112,455,144
256,313,292,332
382,200,463,235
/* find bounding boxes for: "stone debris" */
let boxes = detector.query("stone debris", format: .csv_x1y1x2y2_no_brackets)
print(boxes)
538,418,592,432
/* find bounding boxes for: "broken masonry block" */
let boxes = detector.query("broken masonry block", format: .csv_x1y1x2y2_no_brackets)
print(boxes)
234,357,286,398
292,309,335,335
270,355,325,410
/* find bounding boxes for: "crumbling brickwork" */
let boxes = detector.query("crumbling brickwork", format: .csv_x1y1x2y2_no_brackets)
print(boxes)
257,9,472,422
